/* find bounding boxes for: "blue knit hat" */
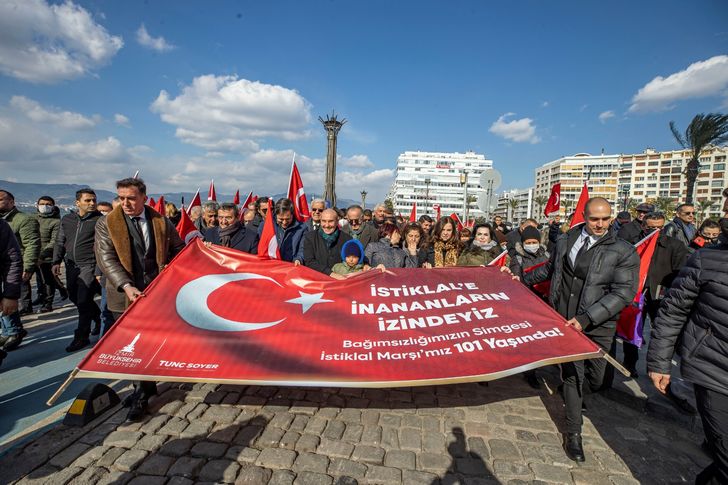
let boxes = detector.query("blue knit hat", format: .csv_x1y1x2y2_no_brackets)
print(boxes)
341,239,364,262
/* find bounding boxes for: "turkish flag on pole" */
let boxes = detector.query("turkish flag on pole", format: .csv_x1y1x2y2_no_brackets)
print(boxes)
238,191,254,222
233,190,240,205
449,213,464,231
433,204,441,220
487,250,508,267
148,197,156,208
287,158,311,222
616,230,660,346
153,195,165,215
207,180,217,201
409,203,417,222
259,200,280,259
569,183,590,228
176,205,197,240
186,189,201,215
61,240,602,394
544,183,561,216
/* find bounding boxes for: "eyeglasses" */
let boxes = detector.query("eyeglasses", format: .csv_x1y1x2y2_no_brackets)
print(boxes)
681,211,695,215
347,219,362,225
311,208,324,213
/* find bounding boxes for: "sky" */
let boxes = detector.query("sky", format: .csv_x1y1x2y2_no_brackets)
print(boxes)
0,0,727,203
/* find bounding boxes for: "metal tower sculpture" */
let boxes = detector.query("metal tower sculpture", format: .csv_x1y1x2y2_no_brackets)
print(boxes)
319,112,346,208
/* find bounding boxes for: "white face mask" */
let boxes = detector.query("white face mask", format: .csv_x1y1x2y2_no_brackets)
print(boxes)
100,211,110,216
524,243,540,254
38,204,53,214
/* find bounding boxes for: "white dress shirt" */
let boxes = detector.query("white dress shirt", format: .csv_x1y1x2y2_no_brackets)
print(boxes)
132,209,151,250
568,228,601,267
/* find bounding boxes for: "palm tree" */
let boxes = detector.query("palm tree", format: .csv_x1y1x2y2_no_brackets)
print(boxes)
670,113,728,203
562,198,574,215
653,196,675,214
695,198,716,223
533,195,548,219
508,198,519,222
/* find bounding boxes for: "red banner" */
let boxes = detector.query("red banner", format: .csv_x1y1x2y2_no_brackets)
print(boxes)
544,183,560,216
73,240,601,387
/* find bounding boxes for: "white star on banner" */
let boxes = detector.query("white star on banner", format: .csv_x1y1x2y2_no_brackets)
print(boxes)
285,291,333,314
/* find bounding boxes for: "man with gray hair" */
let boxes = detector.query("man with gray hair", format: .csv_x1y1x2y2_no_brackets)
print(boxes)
372,204,386,228
194,201,219,233
306,199,325,232
343,205,379,248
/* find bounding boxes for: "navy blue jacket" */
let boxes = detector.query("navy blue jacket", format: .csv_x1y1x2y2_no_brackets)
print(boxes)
205,225,258,254
257,219,308,263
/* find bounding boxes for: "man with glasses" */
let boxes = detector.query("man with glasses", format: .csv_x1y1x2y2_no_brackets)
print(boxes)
306,199,325,232
205,203,258,254
343,205,379,249
663,203,696,248
258,198,307,264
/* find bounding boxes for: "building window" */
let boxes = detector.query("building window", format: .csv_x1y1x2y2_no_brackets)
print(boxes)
714,163,725,171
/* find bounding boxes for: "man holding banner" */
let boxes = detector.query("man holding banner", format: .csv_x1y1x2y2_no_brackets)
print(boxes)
524,197,638,462
95,177,185,421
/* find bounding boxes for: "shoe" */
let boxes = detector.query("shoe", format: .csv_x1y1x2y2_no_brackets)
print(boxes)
38,305,53,314
65,338,91,352
59,288,69,300
0,348,6,367
525,372,540,389
18,308,32,317
563,433,585,462
125,397,149,422
3,329,28,351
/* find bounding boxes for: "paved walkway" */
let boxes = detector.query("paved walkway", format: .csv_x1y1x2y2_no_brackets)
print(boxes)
0,365,709,485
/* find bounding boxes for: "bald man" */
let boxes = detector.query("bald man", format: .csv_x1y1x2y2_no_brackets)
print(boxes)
303,208,352,276
524,197,639,462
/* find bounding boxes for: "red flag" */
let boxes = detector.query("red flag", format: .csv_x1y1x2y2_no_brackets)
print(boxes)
616,230,660,346
186,189,201,215
233,190,240,205
239,191,255,222
207,180,217,201
409,203,417,222
449,213,464,231
68,240,602,390
287,160,311,222
433,204,441,220
153,195,165,215
544,183,561,216
259,200,280,259
176,204,197,240
148,197,156,208
523,261,551,298
569,183,589,228
487,250,508,267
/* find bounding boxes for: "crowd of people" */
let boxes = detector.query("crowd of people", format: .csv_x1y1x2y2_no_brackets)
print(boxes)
1,179,727,483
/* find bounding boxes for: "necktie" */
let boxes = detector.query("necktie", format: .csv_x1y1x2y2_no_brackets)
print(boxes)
132,217,146,250
575,237,590,261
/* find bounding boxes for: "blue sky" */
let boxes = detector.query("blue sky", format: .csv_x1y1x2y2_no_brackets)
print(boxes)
1,0,727,203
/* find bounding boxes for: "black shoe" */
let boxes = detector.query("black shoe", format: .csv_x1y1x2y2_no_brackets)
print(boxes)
125,398,149,422
59,288,68,300
525,372,540,389
18,308,32,317
3,329,27,351
90,325,100,336
38,305,53,314
0,348,6,367
65,338,91,352
563,433,585,462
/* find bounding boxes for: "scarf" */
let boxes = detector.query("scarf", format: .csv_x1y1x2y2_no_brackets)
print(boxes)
433,238,460,267
674,218,696,241
320,228,339,248
219,221,242,247
473,240,497,250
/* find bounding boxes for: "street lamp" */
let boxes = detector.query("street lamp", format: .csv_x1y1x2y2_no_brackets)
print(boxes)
360,190,367,208
424,178,431,216
620,185,630,211
460,170,469,224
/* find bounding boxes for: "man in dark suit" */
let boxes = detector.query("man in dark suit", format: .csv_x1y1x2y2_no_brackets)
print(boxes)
95,177,185,421
205,203,258,253
303,208,352,276
524,197,639,462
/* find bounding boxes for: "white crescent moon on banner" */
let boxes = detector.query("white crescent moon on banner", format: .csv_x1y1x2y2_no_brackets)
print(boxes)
176,273,286,332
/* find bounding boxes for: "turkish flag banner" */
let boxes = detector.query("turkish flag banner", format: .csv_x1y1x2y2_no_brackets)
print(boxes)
287,161,311,222
569,183,589,228
544,183,561,216
73,240,601,388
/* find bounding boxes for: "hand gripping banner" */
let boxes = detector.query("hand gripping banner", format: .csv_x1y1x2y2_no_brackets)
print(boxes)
52,239,603,401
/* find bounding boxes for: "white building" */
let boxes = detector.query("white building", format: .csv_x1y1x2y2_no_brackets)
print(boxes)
388,150,493,220
493,188,534,222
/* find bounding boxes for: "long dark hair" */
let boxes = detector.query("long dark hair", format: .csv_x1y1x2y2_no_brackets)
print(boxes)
431,216,462,249
402,222,427,250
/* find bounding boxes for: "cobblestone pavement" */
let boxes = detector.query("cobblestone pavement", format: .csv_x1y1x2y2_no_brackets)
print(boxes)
0,368,709,485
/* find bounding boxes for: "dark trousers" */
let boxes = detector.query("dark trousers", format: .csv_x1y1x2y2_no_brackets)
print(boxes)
110,311,157,399
66,262,101,339
561,333,614,434
35,263,58,307
19,279,32,312
695,384,728,485
622,298,661,372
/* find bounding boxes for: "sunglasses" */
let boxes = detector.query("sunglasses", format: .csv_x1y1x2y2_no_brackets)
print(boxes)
347,219,362,225
311,208,324,213
681,211,695,215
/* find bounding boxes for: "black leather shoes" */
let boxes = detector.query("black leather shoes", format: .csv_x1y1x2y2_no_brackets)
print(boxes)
125,397,149,422
65,338,90,352
564,433,585,462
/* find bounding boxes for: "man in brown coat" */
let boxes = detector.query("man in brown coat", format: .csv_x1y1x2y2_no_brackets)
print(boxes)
95,177,184,421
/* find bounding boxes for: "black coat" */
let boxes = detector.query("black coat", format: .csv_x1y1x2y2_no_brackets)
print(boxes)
0,219,23,300
53,210,102,266
524,225,639,336
645,232,688,300
647,244,728,395
303,229,352,275
205,225,258,254
617,219,643,244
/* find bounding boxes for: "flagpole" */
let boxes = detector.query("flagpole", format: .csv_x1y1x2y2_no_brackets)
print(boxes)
47,368,79,406
599,349,631,377
133,170,140,179
288,152,296,198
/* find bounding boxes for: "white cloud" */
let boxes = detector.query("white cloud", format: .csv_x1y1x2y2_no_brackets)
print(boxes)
629,55,728,113
10,95,99,129
598,110,615,124
136,24,175,53
489,113,540,144
150,74,312,152
340,154,374,169
114,113,130,127
541,101,550,108
0,0,123,83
